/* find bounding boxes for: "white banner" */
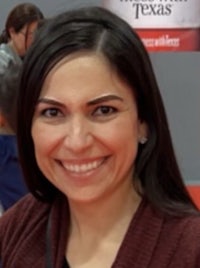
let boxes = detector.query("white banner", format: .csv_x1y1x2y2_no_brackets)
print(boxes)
103,0,200,29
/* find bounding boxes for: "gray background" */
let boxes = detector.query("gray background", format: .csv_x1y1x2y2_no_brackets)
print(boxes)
1,0,199,184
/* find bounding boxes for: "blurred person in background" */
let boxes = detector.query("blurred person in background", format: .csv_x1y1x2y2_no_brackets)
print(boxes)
0,2,44,63
0,2,43,213
0,55,27,214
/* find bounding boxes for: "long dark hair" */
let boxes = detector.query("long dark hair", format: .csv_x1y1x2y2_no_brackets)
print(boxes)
0,3,44,44
17,6,198,215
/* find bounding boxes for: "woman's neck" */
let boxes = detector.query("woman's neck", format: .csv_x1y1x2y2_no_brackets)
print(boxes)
8,40,21,56
66,182,141,268
68,182,141,243
8,41,16,52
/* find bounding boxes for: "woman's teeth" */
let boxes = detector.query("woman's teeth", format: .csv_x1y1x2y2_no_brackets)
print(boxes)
62,159,103,173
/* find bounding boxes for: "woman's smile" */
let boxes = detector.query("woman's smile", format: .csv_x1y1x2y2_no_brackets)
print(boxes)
59,157,107,174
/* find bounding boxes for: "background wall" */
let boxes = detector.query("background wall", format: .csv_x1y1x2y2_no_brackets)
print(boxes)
0,0,199,185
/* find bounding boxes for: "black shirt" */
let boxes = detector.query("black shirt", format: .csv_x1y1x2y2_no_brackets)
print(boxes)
63,259,70,268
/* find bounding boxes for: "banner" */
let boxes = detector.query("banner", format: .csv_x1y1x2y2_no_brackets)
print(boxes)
187,185,200,209
103,0,200,52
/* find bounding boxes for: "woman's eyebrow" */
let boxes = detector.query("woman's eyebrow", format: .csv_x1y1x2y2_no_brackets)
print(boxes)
37,98,65,108
37,95,124,107
87,94,124,106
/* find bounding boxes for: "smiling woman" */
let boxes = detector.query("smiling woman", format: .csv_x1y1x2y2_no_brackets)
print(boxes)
0,6,200,268
31,53,145,203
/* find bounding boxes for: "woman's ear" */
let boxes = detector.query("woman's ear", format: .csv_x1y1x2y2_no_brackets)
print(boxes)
8,27,16,39
138,121,148,144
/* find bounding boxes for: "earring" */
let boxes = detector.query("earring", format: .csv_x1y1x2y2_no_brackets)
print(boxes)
139,137,147,144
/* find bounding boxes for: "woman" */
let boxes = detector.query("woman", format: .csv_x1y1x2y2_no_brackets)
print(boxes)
0,6,200,268
0,2,43,213
0,3,44,63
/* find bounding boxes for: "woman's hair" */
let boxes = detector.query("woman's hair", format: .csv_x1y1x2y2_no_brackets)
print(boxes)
0,3,44,44
17,6,197,215
0,58,22,131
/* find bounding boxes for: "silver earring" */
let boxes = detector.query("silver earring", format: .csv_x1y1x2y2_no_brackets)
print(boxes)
139,137,147,144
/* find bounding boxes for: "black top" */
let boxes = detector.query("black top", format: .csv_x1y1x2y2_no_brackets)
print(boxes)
63,259,70,268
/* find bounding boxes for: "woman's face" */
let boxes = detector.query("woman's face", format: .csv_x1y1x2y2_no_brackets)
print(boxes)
31,53,147,203
9,21,38,56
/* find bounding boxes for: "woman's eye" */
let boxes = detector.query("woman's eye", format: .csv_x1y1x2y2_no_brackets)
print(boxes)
93,106,117,116
41,108,62,118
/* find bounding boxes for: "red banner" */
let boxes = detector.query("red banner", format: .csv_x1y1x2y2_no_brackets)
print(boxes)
187,185,200,209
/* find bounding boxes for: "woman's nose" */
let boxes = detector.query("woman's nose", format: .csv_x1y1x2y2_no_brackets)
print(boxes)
63,115,93,153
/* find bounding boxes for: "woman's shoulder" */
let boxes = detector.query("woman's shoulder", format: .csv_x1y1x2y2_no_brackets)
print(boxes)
0,44,13,62
165,212,200,234
160,213,200,266
176,214,200,243
141,204,200,267
0,43,21,71
0,193,51,240
0,194,52,266
0,192,50,218
159,211,200,244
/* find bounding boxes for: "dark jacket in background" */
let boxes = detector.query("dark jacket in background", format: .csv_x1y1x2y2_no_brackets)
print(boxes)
0,135,27,212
